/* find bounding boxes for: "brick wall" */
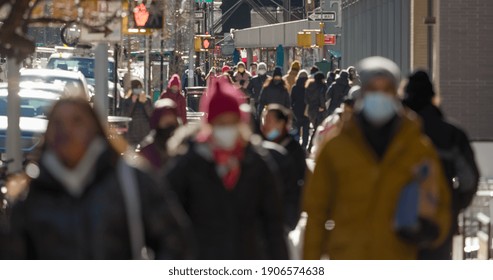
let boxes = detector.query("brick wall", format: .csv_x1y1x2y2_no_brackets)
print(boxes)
438,0,493,140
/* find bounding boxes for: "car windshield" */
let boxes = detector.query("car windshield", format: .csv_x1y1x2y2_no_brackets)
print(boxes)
0,96,56,118
20,75,85,98
46,57,115,82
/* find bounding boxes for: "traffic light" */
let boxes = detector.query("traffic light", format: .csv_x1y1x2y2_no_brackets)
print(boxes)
316,32,325,48
194,35,215,52
297,32,311,48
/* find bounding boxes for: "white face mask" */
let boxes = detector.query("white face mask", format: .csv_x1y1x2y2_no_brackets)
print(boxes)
359,92,398,126
258,69,267,75
212,126,239,150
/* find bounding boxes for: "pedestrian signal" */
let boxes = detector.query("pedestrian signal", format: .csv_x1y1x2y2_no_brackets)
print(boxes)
194,35,215,52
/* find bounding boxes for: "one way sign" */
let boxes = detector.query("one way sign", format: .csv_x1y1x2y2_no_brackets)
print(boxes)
308,11,336,22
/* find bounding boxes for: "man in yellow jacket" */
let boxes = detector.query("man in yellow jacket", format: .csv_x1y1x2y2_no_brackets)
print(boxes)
303,57,451,260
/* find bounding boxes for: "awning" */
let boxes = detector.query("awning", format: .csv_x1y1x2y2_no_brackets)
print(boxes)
328,49,342,58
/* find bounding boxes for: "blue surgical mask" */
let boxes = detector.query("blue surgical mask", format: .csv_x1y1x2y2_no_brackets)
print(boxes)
359,92,398,126
266,129,281,141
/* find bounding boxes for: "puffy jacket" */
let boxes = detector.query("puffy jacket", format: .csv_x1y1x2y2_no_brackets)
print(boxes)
8,149,194,259
326,72,350,115
304,81,328,126
258,82,291,115
247,74,269,105
160,74,187,124
165,138,289,260
291,77,308,120
303,112,451,260
283,70,299,94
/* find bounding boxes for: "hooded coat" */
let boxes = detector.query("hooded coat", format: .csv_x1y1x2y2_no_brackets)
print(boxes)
258,79,291,115
283,62,301,94
304,80,328,126
326,71,351,115
165,138,289,260
291,76,309,120
8,148,194,259
160,74,187,124
303,112,451,260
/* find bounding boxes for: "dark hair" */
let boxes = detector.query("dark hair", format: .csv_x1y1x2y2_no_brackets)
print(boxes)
263,104,292,123
250,62,257,67
42,97,125,158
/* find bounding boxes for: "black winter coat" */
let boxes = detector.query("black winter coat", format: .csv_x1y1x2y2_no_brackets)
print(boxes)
258,83,291,115
8,149,193,260
247,74,269,105
326,75,350,115
304,81,328,126
165,140,289,260
291,77,308,120
414,105,479,214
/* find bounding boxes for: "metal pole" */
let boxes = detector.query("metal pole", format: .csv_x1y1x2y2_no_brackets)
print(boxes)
144,35,151,95
113,43,119,115
94,43,109,123
160,39,164,93
188,0,195,88
6,59,22,173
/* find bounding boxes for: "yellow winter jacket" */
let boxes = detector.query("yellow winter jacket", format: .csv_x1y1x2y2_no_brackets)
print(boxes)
303,112,451,260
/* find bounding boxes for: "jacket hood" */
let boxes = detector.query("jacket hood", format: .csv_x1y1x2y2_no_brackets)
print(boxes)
296,76,308,87
168,74,181,89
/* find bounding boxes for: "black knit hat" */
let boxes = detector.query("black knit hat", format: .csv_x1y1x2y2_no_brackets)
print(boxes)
273,66,283,78
310,66,319,75
403,70,435,111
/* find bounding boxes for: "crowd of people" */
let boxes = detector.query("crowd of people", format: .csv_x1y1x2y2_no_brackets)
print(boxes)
0,55,480,260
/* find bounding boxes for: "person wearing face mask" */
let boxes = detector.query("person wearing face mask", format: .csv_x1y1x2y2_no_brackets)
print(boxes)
138,98,180,172
123,79,153,146
160,74,187,125
247,62,270,117
258,67,291,118
347,66,361,86
303,56,451,260
7,97,194,259
261,104,306,232
233,62,252,94
165,78,288,260
325,70,351,117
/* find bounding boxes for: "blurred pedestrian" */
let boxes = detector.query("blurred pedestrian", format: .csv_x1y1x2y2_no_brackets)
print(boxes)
249,62,258,76
326,70,351,116
283,60,301,93
160,74,187,124
327,71,336,87
258,66,290,116
165,78,288,260
347,66,361,86
8,97,194,259
123,79,153,146
233,62,252,94
305,72,328,152
247,62,270,112
309,66,319,78
261,104,306,231
138,98,180,172
194,67,206,87
303,56,451,260
403,70,480,260
291,70,310,150
221,65,231,75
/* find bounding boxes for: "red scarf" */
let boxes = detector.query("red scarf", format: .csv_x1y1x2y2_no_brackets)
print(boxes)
212,142,244,190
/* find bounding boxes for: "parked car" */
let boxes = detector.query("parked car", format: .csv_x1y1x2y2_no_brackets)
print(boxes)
0,81,66,96
0,88,59,157
19,68,90,101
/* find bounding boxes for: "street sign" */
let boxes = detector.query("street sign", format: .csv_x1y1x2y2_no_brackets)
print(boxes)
324,34,337,45
80,0,122,42
194,12,205,19
308,11,336,22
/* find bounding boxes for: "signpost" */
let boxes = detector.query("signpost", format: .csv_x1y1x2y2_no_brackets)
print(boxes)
324,34,337,45
308,11,336,22
79,0,122,43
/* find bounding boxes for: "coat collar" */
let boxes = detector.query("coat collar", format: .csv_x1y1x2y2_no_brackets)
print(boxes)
342,110,424,167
